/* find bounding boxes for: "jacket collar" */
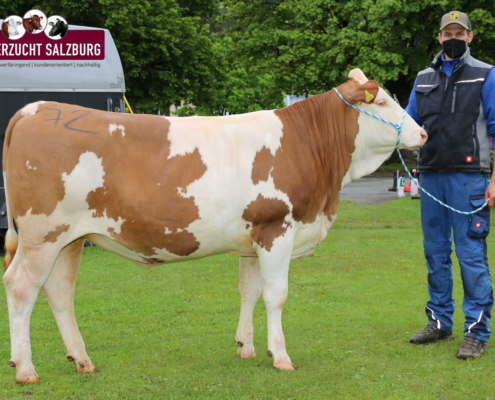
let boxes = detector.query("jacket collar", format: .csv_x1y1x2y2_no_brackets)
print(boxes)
431,47,471,70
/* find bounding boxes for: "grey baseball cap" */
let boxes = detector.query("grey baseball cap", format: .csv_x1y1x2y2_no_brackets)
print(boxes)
440,11,471,30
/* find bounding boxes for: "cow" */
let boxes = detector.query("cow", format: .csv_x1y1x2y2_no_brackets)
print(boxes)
48,18,68,38
22,14,43,33
2,19,21,38
2,69,426,384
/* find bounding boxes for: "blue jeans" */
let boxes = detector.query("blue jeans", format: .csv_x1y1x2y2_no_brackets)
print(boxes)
421,172,493,342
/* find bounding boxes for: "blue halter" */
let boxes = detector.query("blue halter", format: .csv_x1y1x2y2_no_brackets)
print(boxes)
333,87,489,215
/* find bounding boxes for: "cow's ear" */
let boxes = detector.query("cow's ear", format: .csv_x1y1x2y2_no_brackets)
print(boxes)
348,69,368,85
343,78,380,105
360,80,379,104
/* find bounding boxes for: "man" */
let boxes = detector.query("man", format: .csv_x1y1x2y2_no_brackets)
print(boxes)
406,11,495,359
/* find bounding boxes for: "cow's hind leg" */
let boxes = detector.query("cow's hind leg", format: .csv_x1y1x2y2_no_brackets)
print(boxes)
42,238,97,374
257,238,297,371
235,256,262,359
4,243,62,384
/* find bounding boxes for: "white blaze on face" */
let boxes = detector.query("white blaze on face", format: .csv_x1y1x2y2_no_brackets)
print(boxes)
108,124,126,137
396,113,426,149
20,101,46,116
343,87,425,184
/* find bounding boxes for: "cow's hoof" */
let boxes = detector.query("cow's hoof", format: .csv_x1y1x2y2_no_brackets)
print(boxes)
68,355,97,373
76,363,98,373
274,362,298,371
16,373,40,384
237,347,257,359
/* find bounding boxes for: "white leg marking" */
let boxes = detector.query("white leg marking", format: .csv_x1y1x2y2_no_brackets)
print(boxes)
4,242,62,383
42,239,97,373
257,230,297,370
236,256,262,359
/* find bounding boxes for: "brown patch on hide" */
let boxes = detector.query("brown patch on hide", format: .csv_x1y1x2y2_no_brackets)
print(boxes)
5,102,206,257
44,224,70,243
4,106,81,217
85,117,206,257
270,79,363,224
251,147,274,184
242,194,290,251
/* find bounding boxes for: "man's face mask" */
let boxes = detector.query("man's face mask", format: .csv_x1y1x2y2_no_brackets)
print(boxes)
442,38,468,59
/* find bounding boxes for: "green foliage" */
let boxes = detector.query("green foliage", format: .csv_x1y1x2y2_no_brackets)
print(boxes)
1,1,495,113
174,37,285,116
1,199,495,398
222,0,495,105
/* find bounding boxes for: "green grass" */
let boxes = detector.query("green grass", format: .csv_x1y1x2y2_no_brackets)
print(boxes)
0,198,493,399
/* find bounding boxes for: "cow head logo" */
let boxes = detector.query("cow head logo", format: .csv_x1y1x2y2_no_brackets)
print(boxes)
45,15,69,40
2,15,24,40
22,9,47,34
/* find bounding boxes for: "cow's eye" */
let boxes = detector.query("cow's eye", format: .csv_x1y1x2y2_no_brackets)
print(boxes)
376,100,386,106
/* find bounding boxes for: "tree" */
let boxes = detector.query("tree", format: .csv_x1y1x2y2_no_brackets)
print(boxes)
174,36,285,116
222,0,495,106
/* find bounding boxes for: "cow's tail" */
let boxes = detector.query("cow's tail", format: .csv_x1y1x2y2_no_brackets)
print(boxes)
3,109,24,271
4,225,18,271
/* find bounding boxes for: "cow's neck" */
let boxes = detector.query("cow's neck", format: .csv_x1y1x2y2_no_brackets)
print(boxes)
273,91,360,221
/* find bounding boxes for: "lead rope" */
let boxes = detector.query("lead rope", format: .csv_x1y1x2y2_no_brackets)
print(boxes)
333,87,489,215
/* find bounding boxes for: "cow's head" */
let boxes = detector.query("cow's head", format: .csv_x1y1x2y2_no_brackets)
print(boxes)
337,69,427,181
30,15,43,30
48,19,63,36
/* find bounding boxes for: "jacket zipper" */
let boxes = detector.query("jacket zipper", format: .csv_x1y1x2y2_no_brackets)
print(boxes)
472,125,478,157
451,85,457,113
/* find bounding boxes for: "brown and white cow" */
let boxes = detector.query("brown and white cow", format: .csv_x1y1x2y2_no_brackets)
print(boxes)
2,69,426,384
2,19,22,38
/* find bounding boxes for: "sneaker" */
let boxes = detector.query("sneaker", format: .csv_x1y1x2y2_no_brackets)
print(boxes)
410,325,454,344
456,337,487,359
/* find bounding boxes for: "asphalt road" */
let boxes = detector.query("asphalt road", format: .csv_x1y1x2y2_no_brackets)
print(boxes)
340,172,419,206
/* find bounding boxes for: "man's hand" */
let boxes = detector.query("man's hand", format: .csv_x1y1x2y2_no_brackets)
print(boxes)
486,179,495,206
487,150,495,206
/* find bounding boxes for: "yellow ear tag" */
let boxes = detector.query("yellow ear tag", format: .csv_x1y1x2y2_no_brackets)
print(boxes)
364,90,375,103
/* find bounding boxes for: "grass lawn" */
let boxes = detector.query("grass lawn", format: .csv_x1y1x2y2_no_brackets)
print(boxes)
0,197,494,399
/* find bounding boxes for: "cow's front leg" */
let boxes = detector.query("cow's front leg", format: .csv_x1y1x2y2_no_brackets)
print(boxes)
235,256,262,359
257,236,297,371
42,239,97,374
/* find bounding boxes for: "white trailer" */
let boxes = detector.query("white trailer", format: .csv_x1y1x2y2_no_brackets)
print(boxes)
0,24,126,236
